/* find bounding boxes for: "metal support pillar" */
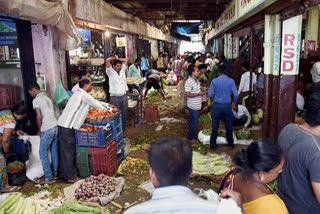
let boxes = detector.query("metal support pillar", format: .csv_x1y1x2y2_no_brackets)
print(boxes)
263,14,281,139
305,8,319,55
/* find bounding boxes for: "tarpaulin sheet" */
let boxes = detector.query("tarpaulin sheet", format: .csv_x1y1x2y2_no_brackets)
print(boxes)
0,0,82,50
172,22,201,34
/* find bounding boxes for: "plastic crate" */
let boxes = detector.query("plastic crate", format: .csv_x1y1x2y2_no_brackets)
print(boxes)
0,84,20,109
74,124,113,148
87,115,123,136
89,141,118,176
117,148,127,166
144,104,159,121
115,132,125,153
76,147,92,178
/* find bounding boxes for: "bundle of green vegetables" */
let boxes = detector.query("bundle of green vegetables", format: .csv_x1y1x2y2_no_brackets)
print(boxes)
0,193,49,214
75,175,116,201
192,152,231,176
236,128,252,140
199,113,212,124
49,202,101,214
202,129,226,137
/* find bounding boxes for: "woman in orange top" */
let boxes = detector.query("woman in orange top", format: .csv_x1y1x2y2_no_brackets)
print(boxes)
220,139,288,214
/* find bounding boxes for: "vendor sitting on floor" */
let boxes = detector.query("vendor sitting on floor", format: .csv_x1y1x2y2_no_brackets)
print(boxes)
0,104,28,192
167,70,177,85
232,103,251,127
144,69,166,100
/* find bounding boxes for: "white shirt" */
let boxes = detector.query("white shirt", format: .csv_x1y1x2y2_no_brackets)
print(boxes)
311,61,320,83
125,186,219,214
205,58,214,71
232,105,251,127
57,89,106,129
32,92,57,132
106,64,128,96
238,71,257,94
296,92,305,110
0,123,15,134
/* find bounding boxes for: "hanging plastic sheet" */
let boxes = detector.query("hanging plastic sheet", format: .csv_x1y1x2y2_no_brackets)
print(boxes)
172,22,202,34
0,0,83,50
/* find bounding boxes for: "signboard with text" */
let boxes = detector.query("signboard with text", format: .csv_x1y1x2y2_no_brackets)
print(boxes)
232,37,239,59
239,0,266,16
0,19,18,47
280,15,302,75
215,0,237,33
116,37,126,47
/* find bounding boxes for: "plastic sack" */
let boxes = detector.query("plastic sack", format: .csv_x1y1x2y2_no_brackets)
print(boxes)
64,176,125,206
53,80,70,108
19,136,50,181
198,130,252,146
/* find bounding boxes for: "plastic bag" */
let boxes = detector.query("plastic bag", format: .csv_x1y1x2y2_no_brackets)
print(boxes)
53,80,70,108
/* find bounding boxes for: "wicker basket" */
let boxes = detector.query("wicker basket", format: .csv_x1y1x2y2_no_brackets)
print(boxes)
103,111,120,121
86,111,120,123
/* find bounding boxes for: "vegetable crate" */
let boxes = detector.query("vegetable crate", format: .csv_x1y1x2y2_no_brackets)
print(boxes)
117,148,127,166
87,115,123,137
89,141,118,176
144,104,159,121
0,84,20,110
115,132,125,153
74,124,113,148
76,147,92,178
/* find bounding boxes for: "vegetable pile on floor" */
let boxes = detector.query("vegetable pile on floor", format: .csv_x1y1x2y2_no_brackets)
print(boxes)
192,152,231,176
236,128,252,140
49,201,102,214
0,193,49,214
199,113,211,124
117,157,149,175
75,175,117,201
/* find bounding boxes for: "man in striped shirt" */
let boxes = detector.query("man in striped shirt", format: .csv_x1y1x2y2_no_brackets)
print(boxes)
57,78,107,183
185,65,206,140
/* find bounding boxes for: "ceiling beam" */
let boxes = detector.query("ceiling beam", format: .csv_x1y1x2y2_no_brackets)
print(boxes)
107,0,226,3
121,8,218,12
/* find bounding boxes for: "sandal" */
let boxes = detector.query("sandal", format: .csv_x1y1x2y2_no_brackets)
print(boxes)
1,185,21,193
34,177,55,185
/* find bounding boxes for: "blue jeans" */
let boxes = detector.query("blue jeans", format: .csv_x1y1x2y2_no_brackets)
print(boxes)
40,126,58,180
188,107,200,140
210,103,234,148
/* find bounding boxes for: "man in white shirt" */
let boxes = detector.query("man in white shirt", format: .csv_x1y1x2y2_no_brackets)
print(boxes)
205,53,214,71
125,137,242,214
238,62,257,103
57,78,107,183
232,104,251,127
106,57,128,129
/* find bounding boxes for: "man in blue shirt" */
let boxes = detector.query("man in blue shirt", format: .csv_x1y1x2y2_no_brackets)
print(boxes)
208,64,238,150
141,53,150,77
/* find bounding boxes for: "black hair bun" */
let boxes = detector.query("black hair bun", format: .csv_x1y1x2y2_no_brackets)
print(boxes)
235,149,250,169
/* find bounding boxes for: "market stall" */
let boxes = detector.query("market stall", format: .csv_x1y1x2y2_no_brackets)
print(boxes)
68,28,108,101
